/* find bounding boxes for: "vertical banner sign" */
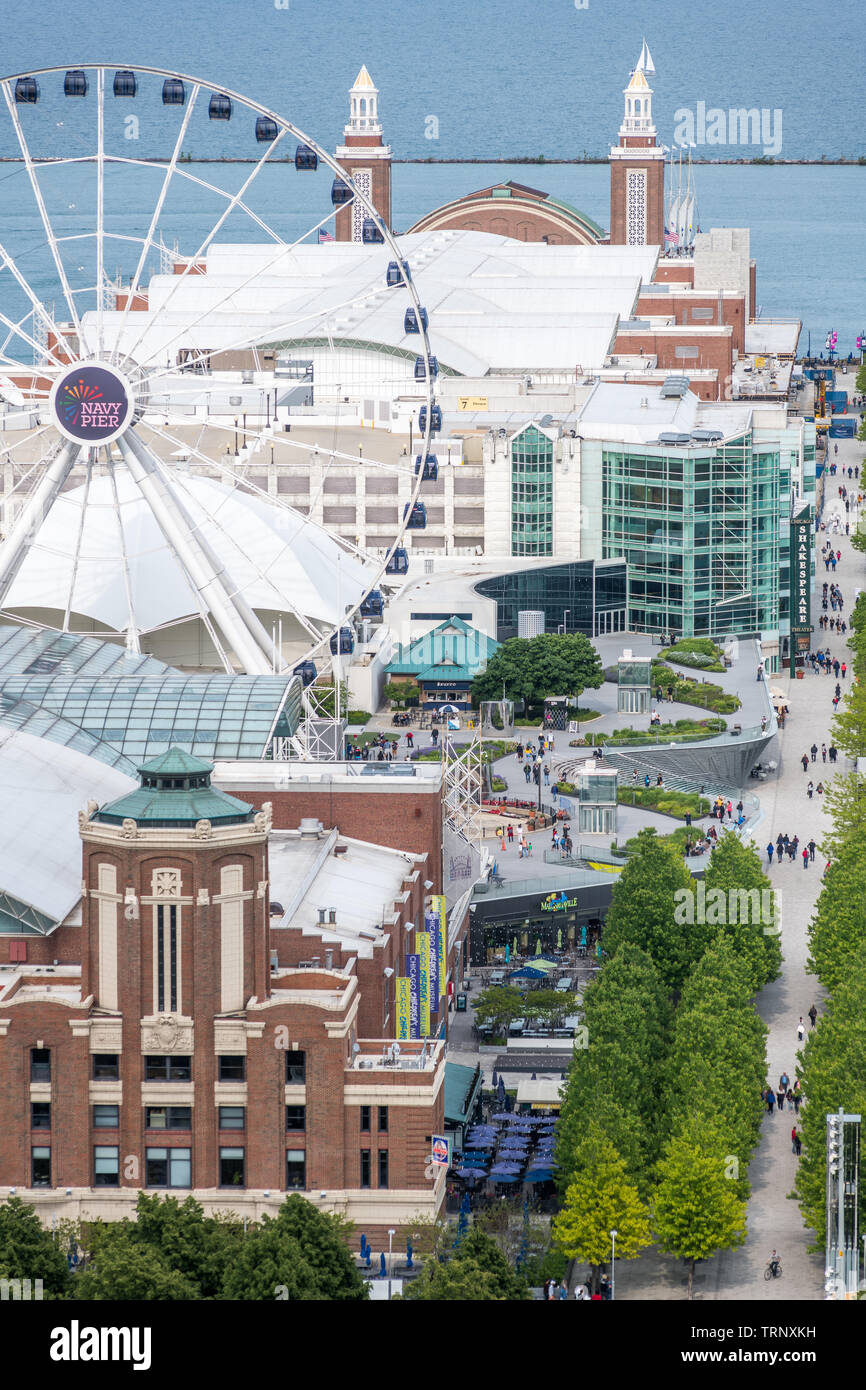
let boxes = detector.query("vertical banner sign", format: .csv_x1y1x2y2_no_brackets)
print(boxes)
433,894,448,1007
396,978,411,1040
790,507,812,659
405,954,421,1039
417,932,431,1036
426,911,440,1014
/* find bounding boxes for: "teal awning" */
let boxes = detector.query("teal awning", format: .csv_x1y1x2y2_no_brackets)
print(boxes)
444,1061,483,1126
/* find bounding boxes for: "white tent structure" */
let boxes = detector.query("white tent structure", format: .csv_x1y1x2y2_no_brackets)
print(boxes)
2,470,376,667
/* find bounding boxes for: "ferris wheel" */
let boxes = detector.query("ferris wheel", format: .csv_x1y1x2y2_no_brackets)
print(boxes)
0,63,437,682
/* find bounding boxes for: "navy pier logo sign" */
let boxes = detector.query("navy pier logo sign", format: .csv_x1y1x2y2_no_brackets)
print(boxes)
51,364,134,446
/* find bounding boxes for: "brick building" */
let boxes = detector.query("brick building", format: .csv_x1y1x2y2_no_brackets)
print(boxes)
0,750,451,1240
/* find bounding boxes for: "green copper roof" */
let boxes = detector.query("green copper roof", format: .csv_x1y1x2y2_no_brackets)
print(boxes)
137,749,213,777
93,746,255,828
386,617,498,681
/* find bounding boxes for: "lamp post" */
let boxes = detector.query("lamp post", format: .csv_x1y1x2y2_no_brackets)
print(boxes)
610,1228,618,1300
563,610,570,634
387,1226,396,1300
233,418,238,456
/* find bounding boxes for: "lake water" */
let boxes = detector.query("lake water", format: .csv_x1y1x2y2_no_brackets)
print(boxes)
0,0,863,351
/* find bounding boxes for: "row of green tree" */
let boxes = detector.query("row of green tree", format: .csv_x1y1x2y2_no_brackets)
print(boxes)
0,1193,369,1301
472,985,575,1038
796,601,866,1243
552,828,777,1297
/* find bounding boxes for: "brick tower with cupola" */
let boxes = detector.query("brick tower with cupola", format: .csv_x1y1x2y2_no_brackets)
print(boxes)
609,43,666,247
334,65,393,242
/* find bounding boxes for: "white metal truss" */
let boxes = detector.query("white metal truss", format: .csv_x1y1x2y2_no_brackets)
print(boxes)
441,732,484,858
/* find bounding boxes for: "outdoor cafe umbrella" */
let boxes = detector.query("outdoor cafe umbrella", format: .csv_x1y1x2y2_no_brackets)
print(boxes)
535,937,542,956
557,927,563,950
497,1076,507,1106
455,1167,487,1180
489,1163,523,1176
525,1169,554,1183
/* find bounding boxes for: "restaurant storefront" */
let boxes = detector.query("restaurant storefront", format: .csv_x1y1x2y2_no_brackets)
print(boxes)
468,874,615,967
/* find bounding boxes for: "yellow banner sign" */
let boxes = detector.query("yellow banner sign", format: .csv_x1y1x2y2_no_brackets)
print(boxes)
458,395,489,411
396,978,411,1040
432,894,448,1005
418,932,432,1037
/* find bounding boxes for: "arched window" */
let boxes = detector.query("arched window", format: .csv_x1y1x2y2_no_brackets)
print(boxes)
635,99,641,115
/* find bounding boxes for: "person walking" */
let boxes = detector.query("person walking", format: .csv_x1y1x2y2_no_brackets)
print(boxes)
776,1082,786,1111
794,1132,802,1157
507,824,514,844
766,841,774,864
808,1002,818,1027
808,838,816,862
807,781,814,799
791,1124,798,1154
767,1087,776,1115
802,847,809,870
821,743,827,763
841,661,847,679
797,1017,806,1042
810,743,818,762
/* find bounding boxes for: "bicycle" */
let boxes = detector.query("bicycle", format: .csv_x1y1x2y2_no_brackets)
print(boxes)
764,1260,783,1280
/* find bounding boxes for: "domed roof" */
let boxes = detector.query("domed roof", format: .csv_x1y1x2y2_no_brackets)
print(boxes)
92,746,255,828
4,469,376,637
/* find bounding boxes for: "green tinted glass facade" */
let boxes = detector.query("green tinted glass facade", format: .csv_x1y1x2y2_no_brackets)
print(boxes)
511,426,553,556
602,435,781,638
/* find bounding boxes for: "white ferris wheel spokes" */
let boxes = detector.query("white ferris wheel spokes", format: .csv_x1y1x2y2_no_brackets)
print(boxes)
0,63,436,682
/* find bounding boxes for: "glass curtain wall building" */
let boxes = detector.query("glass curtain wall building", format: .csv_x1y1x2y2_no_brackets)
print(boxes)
602,433,783,639
474,560,627,640
511,425,554,557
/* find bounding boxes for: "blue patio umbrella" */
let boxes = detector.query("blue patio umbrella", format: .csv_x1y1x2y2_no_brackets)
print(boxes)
406,1241,414,1270
497,1075,507,1106
379,1252,386,1277
461,1191,472,1213
359,1232,369,1259
491,1111,511,1121
491,1068,498,1088
488,1171,520,1183
525,1169,554,1182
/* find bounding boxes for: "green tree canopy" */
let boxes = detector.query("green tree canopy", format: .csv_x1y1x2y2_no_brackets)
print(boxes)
556,943,672,1192
552,1127,652,1294
401,1229,529,1301
601,828,709,994
221,1222,323,1301
473,984,527,1037
76,1241,198,1301
0,1196,69,1297
701,834,781,991
830,675,866,761
663,936,767,1193
795,943,866,1245
653,1117,748,1299
808,844,866,991
471,633,603,710
270,1195,368,1300
821,770,866,859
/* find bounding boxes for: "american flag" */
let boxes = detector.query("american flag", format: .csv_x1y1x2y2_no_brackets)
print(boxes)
664,231,679,245
318,229,335,243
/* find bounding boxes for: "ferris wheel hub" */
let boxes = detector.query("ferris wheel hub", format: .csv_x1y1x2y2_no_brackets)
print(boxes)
49,361,135,446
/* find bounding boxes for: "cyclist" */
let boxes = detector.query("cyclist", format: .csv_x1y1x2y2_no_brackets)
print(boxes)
768,1250,780,1277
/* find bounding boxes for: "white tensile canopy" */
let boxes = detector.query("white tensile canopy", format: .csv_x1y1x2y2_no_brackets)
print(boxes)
2,469,375,638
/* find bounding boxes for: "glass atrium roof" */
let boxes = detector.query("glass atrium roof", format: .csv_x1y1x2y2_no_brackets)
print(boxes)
0,627,302,768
